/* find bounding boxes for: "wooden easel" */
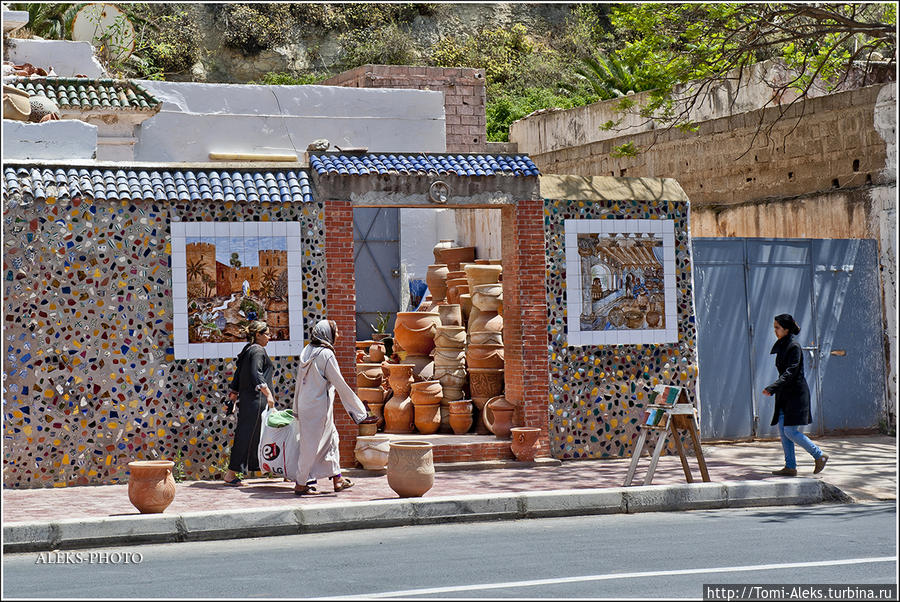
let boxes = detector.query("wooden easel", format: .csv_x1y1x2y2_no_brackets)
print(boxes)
623,385,710,486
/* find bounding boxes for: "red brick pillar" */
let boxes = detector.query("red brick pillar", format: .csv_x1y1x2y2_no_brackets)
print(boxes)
501,199,551,456
325,199,358,468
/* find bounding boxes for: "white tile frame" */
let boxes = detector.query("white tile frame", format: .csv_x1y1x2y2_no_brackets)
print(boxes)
565,218,678,346
171,221,304,359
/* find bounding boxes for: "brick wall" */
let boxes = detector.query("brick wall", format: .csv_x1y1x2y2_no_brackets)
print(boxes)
323,65,487,154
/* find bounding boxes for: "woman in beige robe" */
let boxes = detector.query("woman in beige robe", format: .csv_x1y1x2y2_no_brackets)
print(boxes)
292,319,372,495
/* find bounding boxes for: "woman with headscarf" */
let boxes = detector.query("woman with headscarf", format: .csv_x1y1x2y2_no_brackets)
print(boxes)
292,319,375,495
223,320,275,486
763,313,829,477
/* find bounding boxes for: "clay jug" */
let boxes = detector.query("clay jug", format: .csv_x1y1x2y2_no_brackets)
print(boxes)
433,239,455,263
466,343,505,369
356,363,384,389
383,363,415,434
387,441,435,498
448,400,473,434
510,427,541,461
483,395,515,439
127,460,176,514
464,264,502,289
393,312,440,356
437,304,463,327
355,435,391,470
425,264,450,303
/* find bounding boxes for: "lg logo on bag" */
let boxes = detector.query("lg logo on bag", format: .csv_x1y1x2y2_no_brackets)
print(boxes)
262,443,281,461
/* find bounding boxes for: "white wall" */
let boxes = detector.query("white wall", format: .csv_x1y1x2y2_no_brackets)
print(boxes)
2,120,97,160
400,208,457,307
133,81,446,161
5,39,106,78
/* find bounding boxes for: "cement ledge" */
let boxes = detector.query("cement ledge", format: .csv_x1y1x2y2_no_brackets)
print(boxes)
2,479,833,553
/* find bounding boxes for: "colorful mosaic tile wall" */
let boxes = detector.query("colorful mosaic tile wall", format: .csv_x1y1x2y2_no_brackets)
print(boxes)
3,197,326,488
544,198,698,460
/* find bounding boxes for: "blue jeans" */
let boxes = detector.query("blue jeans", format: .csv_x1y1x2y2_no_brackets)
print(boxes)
778,412,823,469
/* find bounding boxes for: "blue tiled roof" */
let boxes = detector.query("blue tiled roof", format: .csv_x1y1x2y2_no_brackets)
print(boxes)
1,167,314,203
310,153,540,177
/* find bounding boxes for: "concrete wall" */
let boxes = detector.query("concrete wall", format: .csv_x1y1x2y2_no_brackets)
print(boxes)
134,81,447,162
4,38,106,78
1,120,97,160
399,208,457,283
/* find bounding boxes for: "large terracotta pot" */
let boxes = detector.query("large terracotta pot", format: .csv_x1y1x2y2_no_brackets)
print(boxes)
425,264,450,303
448,400,473,434
355,435,391,470
471,396,491,433
357,363,385,388
413,402,441,434
466,343,505,369
434,325,467,348
127,460,176,514
510,427,541,461
411,380,443,405
383,364,415,434
468,309,502,334
437,305,463,328
387,441,434,498
483,395,516,439
441,386,465,401
468,367,504,399
469,330,503,346
394,312,440,355
433,239,455,263
436,246,476,271
434,366,467,388
471,284,503,311
464,264,502,289
433,347,466,367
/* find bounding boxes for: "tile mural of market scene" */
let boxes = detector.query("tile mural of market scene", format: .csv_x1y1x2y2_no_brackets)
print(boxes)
565,219,677,346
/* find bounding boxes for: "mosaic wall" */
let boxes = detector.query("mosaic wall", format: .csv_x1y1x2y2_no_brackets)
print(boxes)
545,199,698,460
3,196,326,488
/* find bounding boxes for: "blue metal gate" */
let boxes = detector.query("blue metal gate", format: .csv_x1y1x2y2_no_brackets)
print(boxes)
693,238,884,440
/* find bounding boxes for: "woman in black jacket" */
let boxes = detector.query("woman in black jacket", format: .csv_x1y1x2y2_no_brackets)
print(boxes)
223,320,275,486
763,313,829,476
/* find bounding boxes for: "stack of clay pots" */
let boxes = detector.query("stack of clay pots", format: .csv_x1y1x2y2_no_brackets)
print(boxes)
393,311,440,378
433,320,468,432
464,263,505,433
357,361,388,431
410,380,443,435
382,363,416,434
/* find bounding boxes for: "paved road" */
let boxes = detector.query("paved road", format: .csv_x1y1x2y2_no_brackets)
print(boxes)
3,503,896,599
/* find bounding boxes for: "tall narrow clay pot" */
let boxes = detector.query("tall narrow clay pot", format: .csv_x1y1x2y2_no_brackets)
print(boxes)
387,441,435,498
483,395,515,439
127,460,176,514
426,264,450,304
510,427,541,461
355,435,391,470
383,363,415,434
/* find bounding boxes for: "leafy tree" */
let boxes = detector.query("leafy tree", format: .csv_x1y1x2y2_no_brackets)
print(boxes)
229,253,241,269
560,53,659,100
8,3,81,40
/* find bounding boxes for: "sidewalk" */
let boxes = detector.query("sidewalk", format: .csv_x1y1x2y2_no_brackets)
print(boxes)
3,435,895,552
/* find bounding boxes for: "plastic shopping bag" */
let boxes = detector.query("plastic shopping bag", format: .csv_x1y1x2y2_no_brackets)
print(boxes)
257,407,301,481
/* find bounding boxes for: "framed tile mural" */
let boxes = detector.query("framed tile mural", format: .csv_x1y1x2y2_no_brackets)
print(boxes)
565,218,677,346
171,221,304,359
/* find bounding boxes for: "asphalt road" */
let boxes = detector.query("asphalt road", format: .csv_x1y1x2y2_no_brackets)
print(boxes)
3,503,896,599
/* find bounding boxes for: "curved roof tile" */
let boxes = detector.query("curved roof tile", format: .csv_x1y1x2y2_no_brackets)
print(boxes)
310,153,540,177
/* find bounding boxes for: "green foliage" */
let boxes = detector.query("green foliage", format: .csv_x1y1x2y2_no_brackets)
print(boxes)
337,22,420,68
220,3,294,54
287,3,439,31
486,87,597,142
561,53,659,101
172,450,186,483
610,142,639,158
130,5,203,77
8,3,81,40
254,71,330,86
430,24,534,85
369,312,392,334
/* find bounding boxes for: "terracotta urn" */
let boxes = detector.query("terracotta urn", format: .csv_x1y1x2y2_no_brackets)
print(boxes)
510,427,541,461
445,278,468,305
436,246,476,272
483,395,516,439
393,312,440,356
387,441,435,498
437,304,463,327
357,363,385,388
471,396,491,434
464,264,502,289
468,309,502,334
469,330,503,346
383,363,415,434
468,367,505,399
471,283,503,312
413,401,442,434
411,380,443,405
448,400,473,434
425,264,450,303
433,239,455,263
466,343,505,369
127,460,176,514
354,435,391,470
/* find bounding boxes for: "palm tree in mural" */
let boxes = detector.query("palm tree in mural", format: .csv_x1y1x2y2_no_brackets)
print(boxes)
260,268,280,301
201,272,216,298
186,258,204,283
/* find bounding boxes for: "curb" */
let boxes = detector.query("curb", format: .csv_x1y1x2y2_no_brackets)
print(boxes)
3,479,834,553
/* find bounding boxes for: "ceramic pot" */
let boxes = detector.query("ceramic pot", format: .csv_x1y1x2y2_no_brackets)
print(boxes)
459,294,473,322
510,427,541,461
434,325,466,348
646,309,661,327
464,264,502,289
383,364,415,434
127,460,176,514
394,312,440,356
355,435,391,470
410,380,443,405
471,396,491,434
413,401,441,434
442,387,465,402
468,309,502,334
425,264,450,303
448,400,473,434
358,421,378,436
466,344,505,369
437,304,463,327
625,310,644,329
445,278,468,305
468,367,505,399
469,330,503,346
483,395,516,439
356,363,384,388
368,342,386,363
433,347,466,367
435,369,467,390
433,239,455,263
387,441,434,498
405,354,434,379
471,284,503,312
436,246,476,272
